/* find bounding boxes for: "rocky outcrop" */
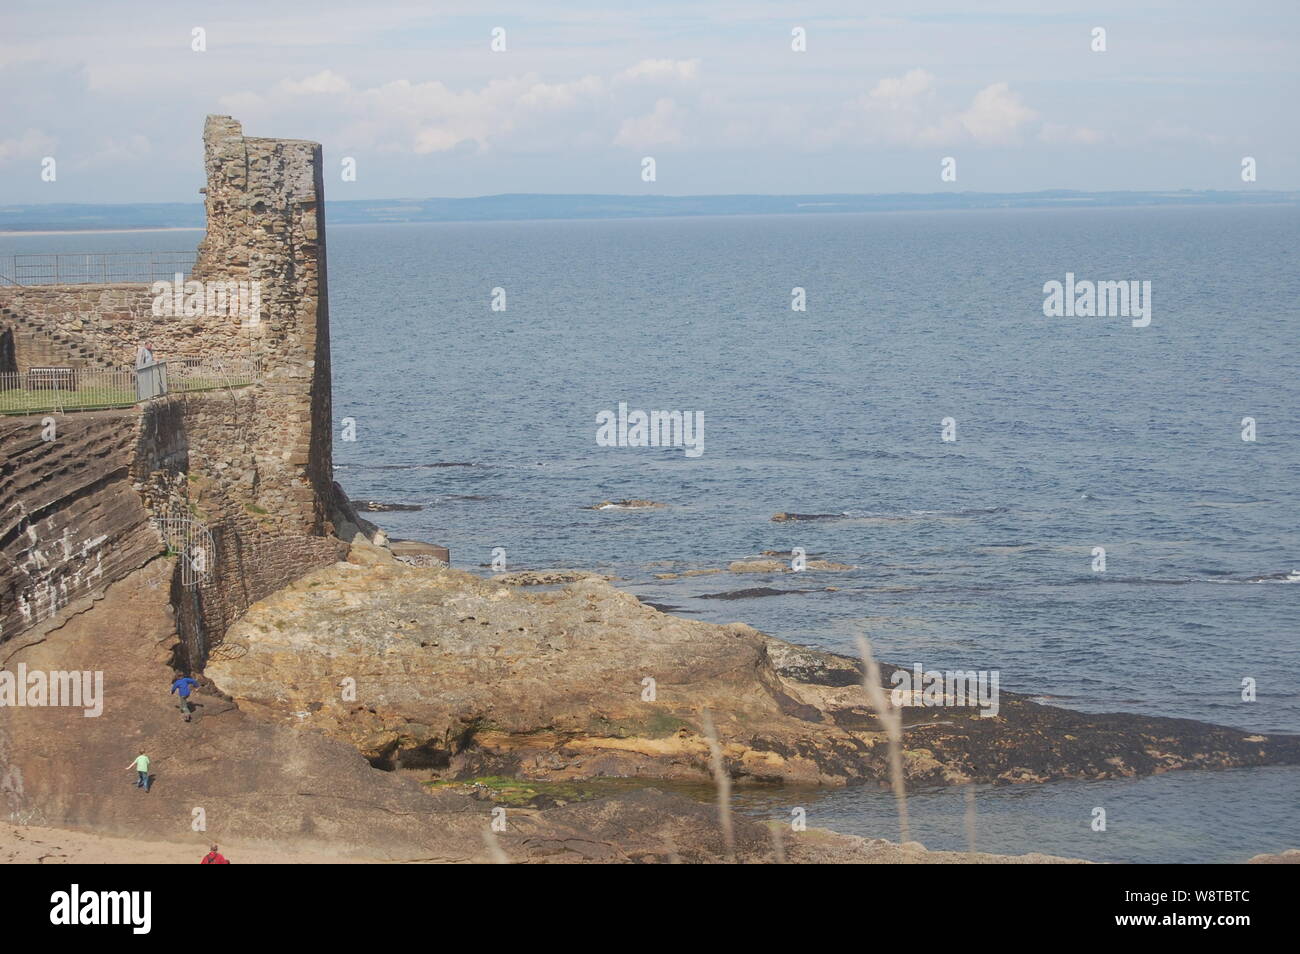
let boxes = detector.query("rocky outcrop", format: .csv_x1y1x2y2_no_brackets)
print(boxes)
0,560,1086,863
207,559,1300,789
492,570,614,585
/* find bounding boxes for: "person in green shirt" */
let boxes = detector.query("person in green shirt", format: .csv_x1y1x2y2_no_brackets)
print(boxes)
130,751,151,791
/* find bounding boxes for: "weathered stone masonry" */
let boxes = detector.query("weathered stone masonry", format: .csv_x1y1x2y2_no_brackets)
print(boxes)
195,116,335,536
1,116,345,668
0,284,237,372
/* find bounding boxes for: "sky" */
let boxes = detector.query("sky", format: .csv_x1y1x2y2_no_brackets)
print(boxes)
1,0,1297,203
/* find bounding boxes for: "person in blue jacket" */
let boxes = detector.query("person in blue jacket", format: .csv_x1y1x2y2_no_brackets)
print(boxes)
171,674,199,722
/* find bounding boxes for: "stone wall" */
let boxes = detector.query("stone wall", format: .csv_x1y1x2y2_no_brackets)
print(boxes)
0,280,261,371
0,390,345,665
134,391,344,669
1,115,344,665
195,116,335,537
2,114,336,538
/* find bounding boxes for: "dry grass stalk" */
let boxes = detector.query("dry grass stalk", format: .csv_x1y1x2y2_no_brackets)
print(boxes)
482,827,510,864
699,708,735,862
964,783,977,855
770,821,787,864
854,633,910,845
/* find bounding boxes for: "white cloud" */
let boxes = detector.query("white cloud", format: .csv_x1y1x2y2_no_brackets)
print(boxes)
91,134,153,162
279,70,352,96
615,58,700,85
614,98,684,148
518,75,604,110
849,70,1036,147
1039,123,1106,145
219,64,697,156
957,82,1036,145
868,68,936,106
0,129,58,163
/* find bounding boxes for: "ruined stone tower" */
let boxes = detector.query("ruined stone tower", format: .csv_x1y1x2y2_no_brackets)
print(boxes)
194,116,334,534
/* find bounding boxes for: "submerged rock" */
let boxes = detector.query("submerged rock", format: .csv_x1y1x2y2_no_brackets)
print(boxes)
699,586,808,600
653,568,725,579
729,559,788,573
728,559,857,573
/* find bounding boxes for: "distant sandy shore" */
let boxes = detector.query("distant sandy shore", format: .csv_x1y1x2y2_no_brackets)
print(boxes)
0,227,203,237
0,822,365,864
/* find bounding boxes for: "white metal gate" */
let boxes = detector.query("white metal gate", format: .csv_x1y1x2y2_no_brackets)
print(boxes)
152,517,215,588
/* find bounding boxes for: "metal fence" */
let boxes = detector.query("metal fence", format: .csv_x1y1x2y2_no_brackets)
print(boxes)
0,251,197,285
151,516,216,588
0,355,260,415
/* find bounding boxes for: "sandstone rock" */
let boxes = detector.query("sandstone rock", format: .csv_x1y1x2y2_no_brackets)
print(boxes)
807,560,856,571
728,559,787,573
493,569,613,585
206,560,1300,790
346,539,397,566
1247,849,1300,864
389,539,449,567
653,568,724,580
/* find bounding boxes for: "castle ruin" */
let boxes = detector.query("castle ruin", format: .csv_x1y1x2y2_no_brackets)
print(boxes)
0,116,348,668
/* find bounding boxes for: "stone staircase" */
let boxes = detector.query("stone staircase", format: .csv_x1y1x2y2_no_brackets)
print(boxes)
0,303,119,373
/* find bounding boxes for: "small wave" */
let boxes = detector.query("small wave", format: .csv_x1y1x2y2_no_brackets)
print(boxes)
1240,570,1300,584
1086,571,1300,585
841,506,1010,520
339,461,484,471
773,506,1009,523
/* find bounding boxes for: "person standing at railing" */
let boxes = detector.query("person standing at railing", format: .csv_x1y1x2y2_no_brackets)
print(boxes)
135,340,158,401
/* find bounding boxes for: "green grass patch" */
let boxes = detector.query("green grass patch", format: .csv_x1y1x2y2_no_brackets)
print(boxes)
0,377,254,416
0,385,137,414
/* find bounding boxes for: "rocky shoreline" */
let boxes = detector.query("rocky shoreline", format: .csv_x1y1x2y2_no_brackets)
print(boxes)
207,541,1300,790
5,521,1297,863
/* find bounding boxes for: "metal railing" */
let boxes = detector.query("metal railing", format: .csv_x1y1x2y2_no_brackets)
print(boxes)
0,251,197,286
151,516,216,588
0,355,260,415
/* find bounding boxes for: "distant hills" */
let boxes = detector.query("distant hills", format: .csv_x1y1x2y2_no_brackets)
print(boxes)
1,190,1295,232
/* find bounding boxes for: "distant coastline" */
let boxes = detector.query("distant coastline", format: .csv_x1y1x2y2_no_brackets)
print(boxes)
1,189,1294,233
0,226,205,237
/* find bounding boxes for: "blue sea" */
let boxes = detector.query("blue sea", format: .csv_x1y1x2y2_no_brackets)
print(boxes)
5,204,1297,862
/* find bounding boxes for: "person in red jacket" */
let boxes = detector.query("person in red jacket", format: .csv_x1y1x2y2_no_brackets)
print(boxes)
200,844,230,864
